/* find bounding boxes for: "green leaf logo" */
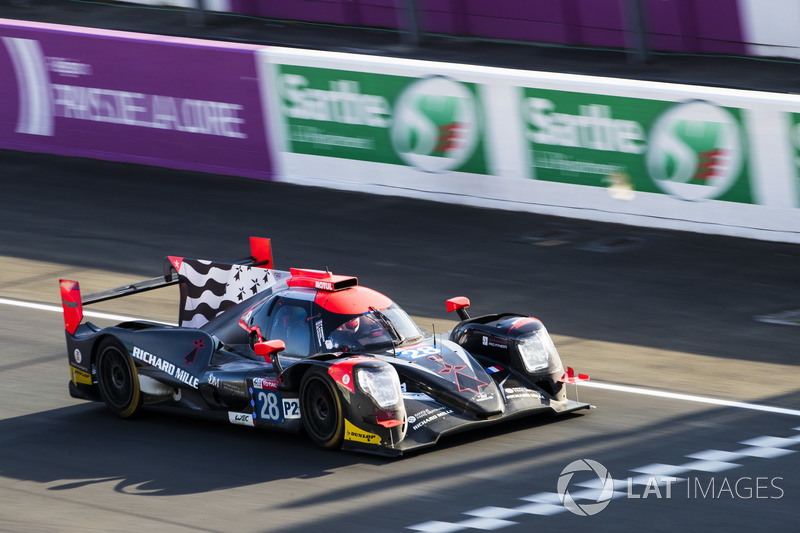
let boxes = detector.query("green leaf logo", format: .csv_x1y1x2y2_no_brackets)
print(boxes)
646,101,743,201
391,76,480,173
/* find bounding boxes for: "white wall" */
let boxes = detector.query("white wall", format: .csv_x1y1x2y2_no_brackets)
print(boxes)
739,0,800,59
120,0,231,13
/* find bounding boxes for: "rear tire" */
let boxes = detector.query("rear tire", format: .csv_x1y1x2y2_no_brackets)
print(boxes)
299,367,344,449
96,338,143,418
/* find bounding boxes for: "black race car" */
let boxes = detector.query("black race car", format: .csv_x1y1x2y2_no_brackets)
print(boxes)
60,238,591,456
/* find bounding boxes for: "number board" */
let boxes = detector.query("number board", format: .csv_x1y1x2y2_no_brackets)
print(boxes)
255,390,301,422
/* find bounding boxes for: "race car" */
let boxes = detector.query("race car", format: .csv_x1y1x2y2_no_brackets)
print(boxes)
60,237,591,456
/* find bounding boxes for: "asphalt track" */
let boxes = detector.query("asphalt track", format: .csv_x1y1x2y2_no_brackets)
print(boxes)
2,149,800,532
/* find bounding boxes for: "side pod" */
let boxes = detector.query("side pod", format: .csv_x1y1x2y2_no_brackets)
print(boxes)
59,279,83,334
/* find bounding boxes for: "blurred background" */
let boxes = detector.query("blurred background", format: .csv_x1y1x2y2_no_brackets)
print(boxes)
1,1,800,532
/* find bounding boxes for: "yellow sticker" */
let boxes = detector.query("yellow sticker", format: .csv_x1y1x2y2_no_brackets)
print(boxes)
344,419,380,444
70,366,92,385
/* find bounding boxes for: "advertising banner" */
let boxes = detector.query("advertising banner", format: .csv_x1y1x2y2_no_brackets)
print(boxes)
0,20,271,179
519,89,753,204
787,112,800,207
270,63,490,176
261,47,800,243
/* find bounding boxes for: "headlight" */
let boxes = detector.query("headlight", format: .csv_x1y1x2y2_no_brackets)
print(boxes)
356,366,401,408
518,328,563,373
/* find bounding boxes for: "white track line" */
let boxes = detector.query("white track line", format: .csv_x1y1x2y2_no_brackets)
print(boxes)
579,381,800,417
3,296,799,416
0,297,172,324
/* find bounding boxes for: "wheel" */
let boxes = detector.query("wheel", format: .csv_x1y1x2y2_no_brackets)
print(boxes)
299,367,344,449
96,338,143,418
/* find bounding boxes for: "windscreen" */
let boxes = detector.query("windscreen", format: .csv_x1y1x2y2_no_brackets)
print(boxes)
324,303,423,353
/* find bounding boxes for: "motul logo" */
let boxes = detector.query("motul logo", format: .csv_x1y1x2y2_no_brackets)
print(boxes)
315,281,333,291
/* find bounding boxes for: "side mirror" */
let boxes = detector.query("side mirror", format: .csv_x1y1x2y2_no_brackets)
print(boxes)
446,296,471,320
254,339,286,363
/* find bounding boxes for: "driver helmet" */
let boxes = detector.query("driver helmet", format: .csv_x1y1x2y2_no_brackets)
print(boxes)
344,316,360,332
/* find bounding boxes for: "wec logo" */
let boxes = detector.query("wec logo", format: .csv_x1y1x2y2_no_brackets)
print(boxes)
646,100,743,201
228,412,254,427
391,76,480,173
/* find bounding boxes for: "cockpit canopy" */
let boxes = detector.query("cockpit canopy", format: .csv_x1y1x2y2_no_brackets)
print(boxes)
325,304,423,353
237,286,424,358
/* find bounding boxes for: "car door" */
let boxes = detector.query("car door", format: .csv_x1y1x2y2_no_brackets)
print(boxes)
266,297,314,359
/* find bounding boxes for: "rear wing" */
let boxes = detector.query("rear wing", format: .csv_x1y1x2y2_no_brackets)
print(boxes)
59,237,283,334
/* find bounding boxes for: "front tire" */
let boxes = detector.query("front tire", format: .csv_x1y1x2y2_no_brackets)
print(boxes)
299,367,344,449
96,338,143,418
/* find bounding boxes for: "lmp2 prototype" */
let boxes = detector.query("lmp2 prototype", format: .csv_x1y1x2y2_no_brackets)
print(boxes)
60,238,591,456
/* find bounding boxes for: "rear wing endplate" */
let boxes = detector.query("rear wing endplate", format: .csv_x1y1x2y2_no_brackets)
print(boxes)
59,237,274,334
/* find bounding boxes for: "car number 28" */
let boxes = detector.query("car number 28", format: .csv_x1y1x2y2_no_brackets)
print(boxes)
398,346,441,359
255,390,300,422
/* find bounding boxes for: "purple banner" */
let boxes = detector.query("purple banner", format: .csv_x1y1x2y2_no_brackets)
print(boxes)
232,0,746,55
0,19,272,180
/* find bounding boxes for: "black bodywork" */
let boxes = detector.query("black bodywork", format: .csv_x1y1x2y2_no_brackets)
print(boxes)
61,239,591,456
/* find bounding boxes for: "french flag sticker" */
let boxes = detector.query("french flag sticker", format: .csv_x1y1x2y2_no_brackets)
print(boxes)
486,365,503,374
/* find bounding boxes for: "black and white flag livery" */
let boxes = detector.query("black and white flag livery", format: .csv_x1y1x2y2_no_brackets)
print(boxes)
167,257,290,328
